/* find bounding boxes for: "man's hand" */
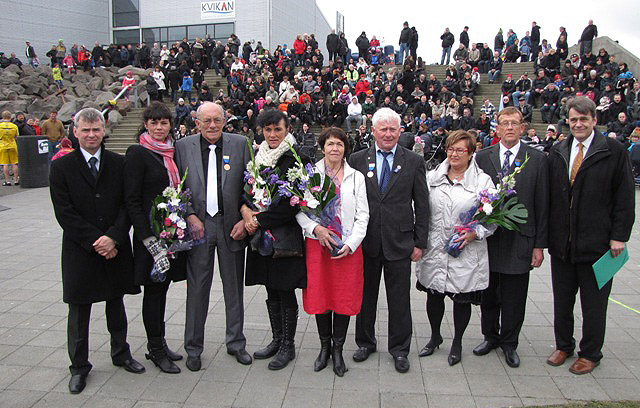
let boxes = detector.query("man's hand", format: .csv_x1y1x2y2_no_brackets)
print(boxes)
93,235,116,256
531,248,544,267
187,214,205,240
610,240,626,258
104,248,118,260
230,220,247,240
410,247,423,262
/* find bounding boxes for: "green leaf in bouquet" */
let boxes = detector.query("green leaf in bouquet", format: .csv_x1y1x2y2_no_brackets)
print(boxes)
502,197,529,225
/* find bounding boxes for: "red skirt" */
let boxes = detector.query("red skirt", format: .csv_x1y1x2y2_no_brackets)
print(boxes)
302,238,364,316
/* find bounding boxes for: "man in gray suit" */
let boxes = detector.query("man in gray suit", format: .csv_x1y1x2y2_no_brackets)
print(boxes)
348,107,429,373
474,107,549,367
174,102,252,371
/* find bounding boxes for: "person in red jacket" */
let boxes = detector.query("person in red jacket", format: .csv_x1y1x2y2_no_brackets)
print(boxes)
293,35,306,67
77,46,91,71
355,74,370,103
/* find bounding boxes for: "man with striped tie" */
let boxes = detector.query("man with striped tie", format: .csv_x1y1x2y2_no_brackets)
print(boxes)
547,96,635,375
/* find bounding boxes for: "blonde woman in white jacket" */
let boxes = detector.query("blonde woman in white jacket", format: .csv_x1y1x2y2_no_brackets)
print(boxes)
415,130,496,367
296,127,369,377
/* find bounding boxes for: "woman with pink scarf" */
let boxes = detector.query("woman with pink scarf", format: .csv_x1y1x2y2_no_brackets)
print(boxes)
123,101,186,374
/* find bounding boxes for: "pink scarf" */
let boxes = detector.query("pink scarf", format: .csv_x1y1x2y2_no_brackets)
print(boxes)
139,132,180,188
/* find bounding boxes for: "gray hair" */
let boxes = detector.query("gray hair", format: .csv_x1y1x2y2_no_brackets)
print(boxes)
74,107,105,128
372,107,401,128
567,96,596,118
196,101,225,120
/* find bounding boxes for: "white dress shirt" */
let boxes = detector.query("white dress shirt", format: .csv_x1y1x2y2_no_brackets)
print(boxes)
375,142,397,181
569,131,594,177
499,141,521,168
79,147,101,170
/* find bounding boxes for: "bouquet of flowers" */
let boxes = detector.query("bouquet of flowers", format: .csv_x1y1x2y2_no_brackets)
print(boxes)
243,139,282,212
276,143,343,256
445,155,530,257
149,170,202,282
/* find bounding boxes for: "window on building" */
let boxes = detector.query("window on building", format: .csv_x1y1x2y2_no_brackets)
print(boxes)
113,0,139,28
113,29,140,46
143,28,160,44
214,23,234,40
161,28,169,43
188,25,207,41
168,26,187,43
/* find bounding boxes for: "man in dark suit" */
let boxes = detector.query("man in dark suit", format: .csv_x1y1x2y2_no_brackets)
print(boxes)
49,108,144,394
547,96,634,374
474,107,549,367
174,102,252,371
348,107,429,373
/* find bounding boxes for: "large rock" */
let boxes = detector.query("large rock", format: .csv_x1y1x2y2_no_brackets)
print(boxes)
6,84,25,95
74,83,91,98
94,91,117,107
27,97,62,117
82,100,101,110
1,70,21,83
57,100,82,122
87,77,104,91
115,99,133,113
94,68,115,85
19,76,48,96
0,100,29,113
35,65,52,76
4,64,23,76
107,109,123,129
117,66,150,77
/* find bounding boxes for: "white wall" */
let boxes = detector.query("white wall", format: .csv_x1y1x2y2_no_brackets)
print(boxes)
271,0,331,56
0,0,109,62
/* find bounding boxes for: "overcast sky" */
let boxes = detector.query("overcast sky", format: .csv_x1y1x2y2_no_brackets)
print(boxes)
315,0,640,64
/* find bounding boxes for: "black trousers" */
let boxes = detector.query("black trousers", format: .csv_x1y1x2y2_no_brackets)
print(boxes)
480,271,530,350
142,281,170,339
551,255,612,362
67,297,132,375
355,253,412,357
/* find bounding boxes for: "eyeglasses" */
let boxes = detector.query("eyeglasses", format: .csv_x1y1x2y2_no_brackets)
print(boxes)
199,117,225,126
498,121,522,128
446,148,469,155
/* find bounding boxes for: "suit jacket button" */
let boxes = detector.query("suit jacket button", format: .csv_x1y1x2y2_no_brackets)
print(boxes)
95,193,101,198
98,216,104,222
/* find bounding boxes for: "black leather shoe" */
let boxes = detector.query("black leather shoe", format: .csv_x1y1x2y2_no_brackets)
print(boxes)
114,358,145,374
162,339,183,361
473,340,499,356
448,345,462,366
228,349,253,365
504,349,520,368
68,374,87,394
393,356,410,373
352,347,374,362
186,356,202,372
419,336,444,357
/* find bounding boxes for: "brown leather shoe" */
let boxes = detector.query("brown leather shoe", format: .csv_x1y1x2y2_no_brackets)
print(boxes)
546,349,573,366
569,358,599,375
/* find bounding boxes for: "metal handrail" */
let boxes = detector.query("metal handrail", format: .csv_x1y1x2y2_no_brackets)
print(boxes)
101,84,139,115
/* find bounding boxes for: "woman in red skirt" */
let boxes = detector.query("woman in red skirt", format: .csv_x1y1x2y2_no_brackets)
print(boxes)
296,127,369,376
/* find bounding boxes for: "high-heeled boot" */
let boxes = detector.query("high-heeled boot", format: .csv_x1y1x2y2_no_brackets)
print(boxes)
314,313,332,372
254,300,282,359
268,306,298,370
331,313,350,377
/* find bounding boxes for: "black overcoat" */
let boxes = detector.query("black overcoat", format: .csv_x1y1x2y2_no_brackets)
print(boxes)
123,144,187,286
50,148,139,304
475,143,549,274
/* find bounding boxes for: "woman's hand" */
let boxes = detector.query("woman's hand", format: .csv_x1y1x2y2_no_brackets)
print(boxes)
454,230,477,249
313,225,337,249
330,244,351,259
241,204,259,234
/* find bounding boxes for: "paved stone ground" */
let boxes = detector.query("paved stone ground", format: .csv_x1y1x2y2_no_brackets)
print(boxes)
0,187,639,408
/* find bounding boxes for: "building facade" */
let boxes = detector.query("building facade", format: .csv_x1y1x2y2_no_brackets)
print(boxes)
1,0,332,64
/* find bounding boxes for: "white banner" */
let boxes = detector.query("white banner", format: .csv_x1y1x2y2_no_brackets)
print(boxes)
201,1,235,19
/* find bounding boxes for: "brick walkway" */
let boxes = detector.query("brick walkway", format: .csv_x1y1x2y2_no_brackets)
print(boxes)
1,187,639,408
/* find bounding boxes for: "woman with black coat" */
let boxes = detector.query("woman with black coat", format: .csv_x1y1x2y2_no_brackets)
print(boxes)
124,102,187,374
241,110,309,371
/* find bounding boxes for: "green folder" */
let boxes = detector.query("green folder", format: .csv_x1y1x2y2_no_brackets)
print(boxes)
592,247,629,289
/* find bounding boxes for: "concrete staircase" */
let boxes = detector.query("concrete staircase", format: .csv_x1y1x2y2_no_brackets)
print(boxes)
105,70,228,155
105,61,590,154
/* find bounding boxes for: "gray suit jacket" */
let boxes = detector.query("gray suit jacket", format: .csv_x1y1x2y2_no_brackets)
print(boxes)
174,132,250,252
475,143,549,274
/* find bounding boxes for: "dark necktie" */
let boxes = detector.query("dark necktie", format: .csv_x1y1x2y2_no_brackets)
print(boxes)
501,150,512,176
88,157,98,179
379,151,392,193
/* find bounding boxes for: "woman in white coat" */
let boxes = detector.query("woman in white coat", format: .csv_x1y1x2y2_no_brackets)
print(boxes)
416,130,496,366
297,127,369,377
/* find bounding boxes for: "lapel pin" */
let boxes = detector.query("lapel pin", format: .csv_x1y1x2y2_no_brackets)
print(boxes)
368,162,375,178
394,165,402,173
223,155,230,171
367,171,374,178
